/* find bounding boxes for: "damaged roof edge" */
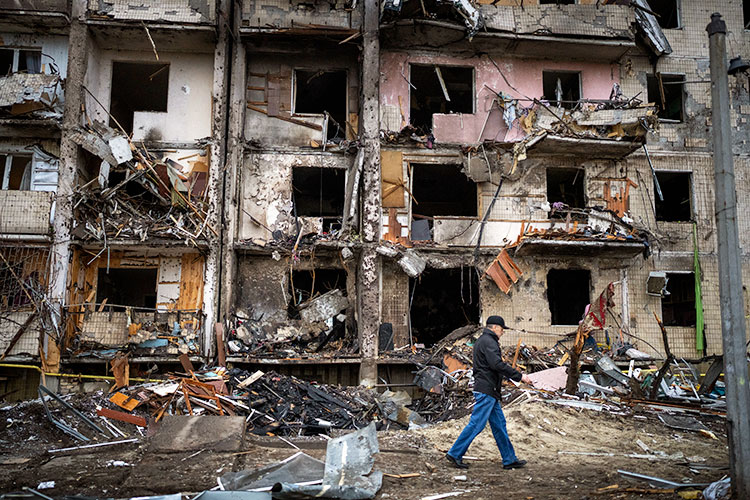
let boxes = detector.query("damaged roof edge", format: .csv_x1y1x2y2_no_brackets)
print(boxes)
632,0,673,56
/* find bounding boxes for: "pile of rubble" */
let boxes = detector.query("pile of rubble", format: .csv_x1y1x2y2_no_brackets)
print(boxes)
70,121,212,245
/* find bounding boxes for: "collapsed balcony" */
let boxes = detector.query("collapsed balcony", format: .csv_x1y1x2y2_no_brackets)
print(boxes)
0,73,64,122
64,249,206,361
0,244,59,361
70,121,211,245
227,251,359,361
380,0,637,58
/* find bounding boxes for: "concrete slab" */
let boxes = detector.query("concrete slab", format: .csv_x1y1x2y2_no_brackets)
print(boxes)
149,416,245,453
527,366,568,392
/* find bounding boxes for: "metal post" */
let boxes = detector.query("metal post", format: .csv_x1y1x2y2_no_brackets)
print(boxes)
706,12,750,499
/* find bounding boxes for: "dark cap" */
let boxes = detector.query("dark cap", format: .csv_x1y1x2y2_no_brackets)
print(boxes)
486,315,508,328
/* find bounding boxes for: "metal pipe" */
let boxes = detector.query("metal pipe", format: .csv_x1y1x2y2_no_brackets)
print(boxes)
707,12,750,499
0,363,150,383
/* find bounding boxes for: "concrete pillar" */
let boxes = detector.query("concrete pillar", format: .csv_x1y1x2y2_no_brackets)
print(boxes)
48,0,89,371
203,0,232,357
706,12,750,499
219,10,247,321
357,0,382,387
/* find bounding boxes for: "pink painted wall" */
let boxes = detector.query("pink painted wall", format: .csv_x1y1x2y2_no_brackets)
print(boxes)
380,52,620,144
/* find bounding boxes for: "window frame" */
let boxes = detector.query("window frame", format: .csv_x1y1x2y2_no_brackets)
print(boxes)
542,70,583,109
660,270,696,327
653,169,693,223
0,152,34,191
648,73,686,123
0,47,43,75
408,63,477,123
291,68,349,118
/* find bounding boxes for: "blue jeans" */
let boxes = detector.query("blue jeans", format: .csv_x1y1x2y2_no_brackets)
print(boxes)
447,391,518,466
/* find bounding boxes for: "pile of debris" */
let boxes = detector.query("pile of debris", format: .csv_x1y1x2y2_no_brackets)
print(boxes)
227,288,358,358
70,121,212,245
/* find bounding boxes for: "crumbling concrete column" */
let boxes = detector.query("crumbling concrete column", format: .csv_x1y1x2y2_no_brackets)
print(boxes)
48,0,89,371
203,0,232,358
219,12,247,324
357,0,382,387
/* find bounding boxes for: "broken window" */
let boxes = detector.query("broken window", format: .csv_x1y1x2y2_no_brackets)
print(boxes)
411,163,477,240
654,171,692,222
547,269,590,325
409,64,474,134
288,268,347,316
291,167,346,231
0,48,42,76
662,272,695,327
546,167,585,219
647,74,685,121
543,71,581,109
745,1,750,30
294,70,347,140
650,0,680,29
109,62,169,135
96,268,158,310
0,154,32,190
409,267,479,347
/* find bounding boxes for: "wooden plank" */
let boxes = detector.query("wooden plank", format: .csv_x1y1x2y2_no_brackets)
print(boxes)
381,151,405,208
177,253,204,311
97,407,147,427
179,353,195,373
215,323,226,367
497,250,520,283
485,260,511,294
0,312,38,360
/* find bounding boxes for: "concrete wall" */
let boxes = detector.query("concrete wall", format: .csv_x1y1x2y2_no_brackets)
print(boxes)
84,47,214,142
238,152,351,241
380,51,619,143
244,52,359,147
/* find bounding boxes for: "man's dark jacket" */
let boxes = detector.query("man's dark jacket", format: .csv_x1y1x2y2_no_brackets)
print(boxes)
473,328,522,400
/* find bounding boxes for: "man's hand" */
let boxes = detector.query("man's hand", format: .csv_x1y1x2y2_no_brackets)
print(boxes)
521,374,532,385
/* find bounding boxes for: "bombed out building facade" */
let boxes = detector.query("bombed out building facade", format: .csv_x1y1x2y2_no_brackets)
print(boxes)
1,0,749,397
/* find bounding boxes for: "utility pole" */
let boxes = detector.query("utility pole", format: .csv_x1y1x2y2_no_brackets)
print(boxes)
706,12,750,499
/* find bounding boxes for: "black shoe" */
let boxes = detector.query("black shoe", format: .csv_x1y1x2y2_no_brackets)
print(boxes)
445,453,469,469
503,459,527,470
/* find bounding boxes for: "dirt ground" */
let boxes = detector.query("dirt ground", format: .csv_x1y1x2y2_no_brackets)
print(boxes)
0,396,728,499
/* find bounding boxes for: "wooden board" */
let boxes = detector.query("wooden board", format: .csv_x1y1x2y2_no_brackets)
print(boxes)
177,253,204,311
381,151,405,208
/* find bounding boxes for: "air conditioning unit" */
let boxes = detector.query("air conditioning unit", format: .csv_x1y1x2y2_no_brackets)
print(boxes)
647,271,669,297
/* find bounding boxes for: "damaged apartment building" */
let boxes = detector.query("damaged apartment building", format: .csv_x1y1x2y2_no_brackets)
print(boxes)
1,0,749,396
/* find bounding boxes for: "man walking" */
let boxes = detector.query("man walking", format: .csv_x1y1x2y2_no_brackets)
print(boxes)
446,315,531,470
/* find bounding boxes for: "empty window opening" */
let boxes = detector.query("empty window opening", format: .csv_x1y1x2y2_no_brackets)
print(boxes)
651,0,680,29
110,62,169,135
411,163,477,240
543,71,581,109
745,1,750,30
647,74,684,121
662,272,695,327
1,154,32,190
409,267,479,348
96,268,158,310
540,0,575,4
292,167,346,231
548,269,590,325
0,48,42,76
288,268,347,317
546,168,585,219
409,65,474,134
654,171,692,222
294,70,347,140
